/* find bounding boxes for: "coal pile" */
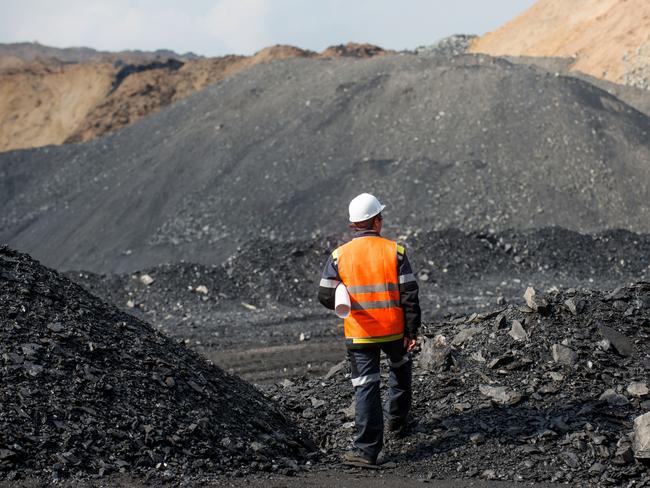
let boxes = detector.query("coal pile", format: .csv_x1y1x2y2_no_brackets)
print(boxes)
415,35,476,57
267,284,650,485
0,246,313,482
3,54,650,273
69,227,650,337
59,227,650,384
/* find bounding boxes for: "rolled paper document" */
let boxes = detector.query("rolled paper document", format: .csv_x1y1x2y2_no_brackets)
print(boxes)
335,284,351,318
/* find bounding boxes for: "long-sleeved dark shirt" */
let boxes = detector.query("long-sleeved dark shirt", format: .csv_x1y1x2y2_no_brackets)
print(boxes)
317,229,421,340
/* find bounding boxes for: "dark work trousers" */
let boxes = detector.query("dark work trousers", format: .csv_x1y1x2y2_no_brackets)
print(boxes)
347,339,412,460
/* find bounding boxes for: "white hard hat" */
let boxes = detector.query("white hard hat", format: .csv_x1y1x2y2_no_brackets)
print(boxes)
348,193,386,222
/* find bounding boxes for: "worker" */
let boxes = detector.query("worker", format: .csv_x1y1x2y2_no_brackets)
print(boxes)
318,193,421,467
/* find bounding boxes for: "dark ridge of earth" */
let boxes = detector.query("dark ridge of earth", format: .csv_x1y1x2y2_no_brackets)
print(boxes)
0,246,312,483
66,227,650,383
2,54,650,273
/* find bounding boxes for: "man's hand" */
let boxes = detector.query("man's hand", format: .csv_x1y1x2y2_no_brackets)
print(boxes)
403,336,417,353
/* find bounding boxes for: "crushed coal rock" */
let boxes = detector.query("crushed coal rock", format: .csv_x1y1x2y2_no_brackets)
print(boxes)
265,284,650,485
0,246,314,482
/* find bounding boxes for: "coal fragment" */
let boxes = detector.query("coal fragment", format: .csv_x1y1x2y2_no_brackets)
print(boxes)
612,445,634,465
599,389,629,406
598,324,634,357
324,360,346,380
478,384,522,405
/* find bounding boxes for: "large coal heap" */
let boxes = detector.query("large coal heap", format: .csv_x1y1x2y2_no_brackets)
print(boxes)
2,54,650,273
269,284,650,484
0,246,312,481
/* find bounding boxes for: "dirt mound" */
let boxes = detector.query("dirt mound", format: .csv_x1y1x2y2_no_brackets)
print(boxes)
470,0,650,88
319,43,389,58
0,42,388,152
0,246,312,481
2,55,650,272
269,283,650,483
0,60,115,152
64,47,317,145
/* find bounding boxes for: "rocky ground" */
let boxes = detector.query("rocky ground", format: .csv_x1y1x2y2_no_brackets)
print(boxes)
0,246,313,484
65,227,650,385
267,283,650,485
3,226,650,486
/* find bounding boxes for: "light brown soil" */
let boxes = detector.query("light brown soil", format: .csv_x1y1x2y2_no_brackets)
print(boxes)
470,0,650,84
0,60,115,151
0,43,389,153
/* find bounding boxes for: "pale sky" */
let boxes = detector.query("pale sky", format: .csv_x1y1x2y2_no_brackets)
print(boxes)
0,0,537,56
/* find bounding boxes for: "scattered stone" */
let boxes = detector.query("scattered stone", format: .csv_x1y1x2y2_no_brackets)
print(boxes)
469,433,485,445
564,298,578,315
194,285,209,295
470,351,486,362
589,462,606,474
339,401,355,420
524,287,548,312
494,313,507,329
310,397,325,408
481,469,497,480
419,337,454,371
634,412,650,459
561,450,580,468
628,382,649,398
508,320,528,341
612,445,635,465
451,327,482,346
598,324,635,357
488,354,515,369
139,274,154,286
479,384,522,405
551,344,578,366
600,389,629,406
324,360,346,380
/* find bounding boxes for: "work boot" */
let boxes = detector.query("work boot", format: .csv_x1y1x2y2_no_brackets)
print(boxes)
342,449,377,467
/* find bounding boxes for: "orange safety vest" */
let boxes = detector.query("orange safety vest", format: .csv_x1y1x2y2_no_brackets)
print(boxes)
334,236,405,344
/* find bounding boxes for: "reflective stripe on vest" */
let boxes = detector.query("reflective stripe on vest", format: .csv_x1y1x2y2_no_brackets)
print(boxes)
335,236,405,343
